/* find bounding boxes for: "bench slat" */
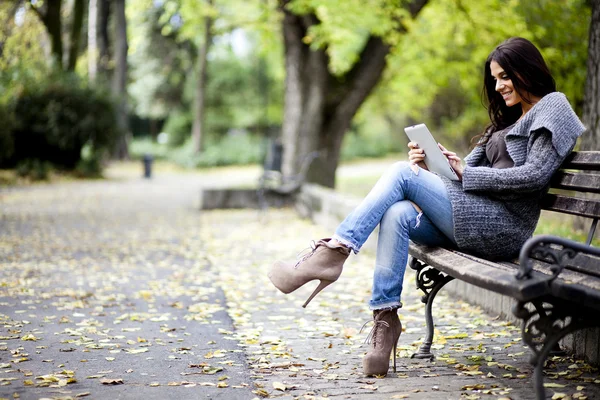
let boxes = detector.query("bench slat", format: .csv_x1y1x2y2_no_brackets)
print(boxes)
550,171,600,194
541,194,600,218
532,251,600,278
408,243,550,301
410,243,600,312
562,151,600,171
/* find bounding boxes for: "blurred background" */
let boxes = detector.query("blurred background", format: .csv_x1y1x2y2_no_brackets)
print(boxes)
0,0,594,189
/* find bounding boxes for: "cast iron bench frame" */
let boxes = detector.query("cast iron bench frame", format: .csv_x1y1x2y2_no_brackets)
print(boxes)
407,151,600,400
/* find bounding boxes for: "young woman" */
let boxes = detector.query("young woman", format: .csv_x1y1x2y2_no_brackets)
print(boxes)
268,37,586,377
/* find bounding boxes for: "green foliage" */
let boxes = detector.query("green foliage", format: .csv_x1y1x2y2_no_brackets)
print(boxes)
130,133,265,168
340,114,406,160
185,133,264,167
75,146,105,178
16,159,53,181
128,0,284,141
0,4,49,98
2,72,120,169
130,137,172,160
128,1,195,120
163,109,194,147
286,0,405,74
370,0,590,153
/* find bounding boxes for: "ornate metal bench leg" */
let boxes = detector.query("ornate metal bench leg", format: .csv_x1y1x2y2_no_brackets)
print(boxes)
513,300,600,400
409,257,454,360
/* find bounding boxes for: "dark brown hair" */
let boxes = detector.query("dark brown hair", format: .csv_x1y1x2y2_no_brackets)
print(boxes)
473,37,556,147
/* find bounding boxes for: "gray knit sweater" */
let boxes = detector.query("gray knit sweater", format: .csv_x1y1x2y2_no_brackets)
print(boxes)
442,92,586,260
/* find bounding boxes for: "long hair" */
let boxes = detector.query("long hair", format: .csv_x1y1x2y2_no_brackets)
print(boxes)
473,37,556,146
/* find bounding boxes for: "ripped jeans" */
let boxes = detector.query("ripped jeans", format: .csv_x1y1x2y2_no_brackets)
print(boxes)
333,162,457,310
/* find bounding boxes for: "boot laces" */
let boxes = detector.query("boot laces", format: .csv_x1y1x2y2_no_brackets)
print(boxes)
294,240,319,268
360,319,390,347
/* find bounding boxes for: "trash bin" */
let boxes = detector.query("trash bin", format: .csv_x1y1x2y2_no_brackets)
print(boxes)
143,154,153,178
265,140,283,172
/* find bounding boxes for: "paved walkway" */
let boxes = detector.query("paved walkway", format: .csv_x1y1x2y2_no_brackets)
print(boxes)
0,166,599,400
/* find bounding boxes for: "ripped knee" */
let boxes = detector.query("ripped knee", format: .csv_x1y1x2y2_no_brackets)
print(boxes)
409,201,422,213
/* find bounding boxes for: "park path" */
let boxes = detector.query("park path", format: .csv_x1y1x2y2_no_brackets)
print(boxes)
0,164,599,400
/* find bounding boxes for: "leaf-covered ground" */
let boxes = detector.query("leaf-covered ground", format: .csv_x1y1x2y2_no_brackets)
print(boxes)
0,173,599,400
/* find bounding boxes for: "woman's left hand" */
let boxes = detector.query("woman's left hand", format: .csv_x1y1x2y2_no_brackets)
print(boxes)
438,143,464,180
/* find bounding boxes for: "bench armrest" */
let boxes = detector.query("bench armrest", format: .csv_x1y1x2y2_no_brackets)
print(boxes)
517,234,600,280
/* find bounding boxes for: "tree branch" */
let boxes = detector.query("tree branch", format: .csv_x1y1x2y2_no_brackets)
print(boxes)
407,0,430,18
26,0,46,23
334,0,430,107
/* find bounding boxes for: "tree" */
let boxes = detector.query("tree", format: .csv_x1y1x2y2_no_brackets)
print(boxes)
279,0,428,188
582,0,600,152
88,0,98,81
112,0,130,159
191,0,215,154
572,0,599,235
97,0,112,79
27,0,86,71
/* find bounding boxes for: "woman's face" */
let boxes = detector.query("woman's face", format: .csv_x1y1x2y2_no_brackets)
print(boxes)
490,60,522,108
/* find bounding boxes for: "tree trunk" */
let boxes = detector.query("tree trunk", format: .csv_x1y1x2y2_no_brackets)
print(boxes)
191,0,214,155
111,0,129,159
67,0,85,71
279,0,429,188
29,0,63,68
88,0,98,81
575,0,600,234
97,0,111,80
582,0,600,152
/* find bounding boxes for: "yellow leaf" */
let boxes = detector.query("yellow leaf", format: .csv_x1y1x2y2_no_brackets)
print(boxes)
273,381,286,391
125,348,148,354
544,383,566,388
444,333,468,339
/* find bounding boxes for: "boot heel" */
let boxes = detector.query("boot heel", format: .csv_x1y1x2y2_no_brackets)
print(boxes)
392,341,397,372
302,280,333,308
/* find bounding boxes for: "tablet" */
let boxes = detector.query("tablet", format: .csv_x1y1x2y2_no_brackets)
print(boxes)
404,124,460,181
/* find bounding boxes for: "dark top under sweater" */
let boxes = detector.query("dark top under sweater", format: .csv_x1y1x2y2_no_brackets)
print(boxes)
486,124,515,169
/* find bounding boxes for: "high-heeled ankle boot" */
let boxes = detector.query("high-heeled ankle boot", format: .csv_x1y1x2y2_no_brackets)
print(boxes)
362,308,402,376
268,238,350,308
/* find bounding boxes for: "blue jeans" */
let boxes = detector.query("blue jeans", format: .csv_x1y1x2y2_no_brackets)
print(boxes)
333,162,457,310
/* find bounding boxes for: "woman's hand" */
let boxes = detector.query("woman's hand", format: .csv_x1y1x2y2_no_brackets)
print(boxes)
408,141,428,171
438,143,464,180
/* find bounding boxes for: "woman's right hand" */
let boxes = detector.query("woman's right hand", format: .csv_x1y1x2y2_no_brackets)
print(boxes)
408,141,428,171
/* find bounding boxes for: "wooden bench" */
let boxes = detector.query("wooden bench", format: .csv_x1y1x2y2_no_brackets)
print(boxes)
258,149,321,209
407,151,600,400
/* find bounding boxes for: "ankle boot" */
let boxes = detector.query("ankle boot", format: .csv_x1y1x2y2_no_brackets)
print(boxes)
268,238,350,308
362,308,402,376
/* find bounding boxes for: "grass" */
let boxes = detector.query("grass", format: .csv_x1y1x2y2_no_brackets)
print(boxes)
0,168,91,186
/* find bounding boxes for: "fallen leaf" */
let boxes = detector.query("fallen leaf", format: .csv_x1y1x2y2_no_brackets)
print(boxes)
100,378,124,385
